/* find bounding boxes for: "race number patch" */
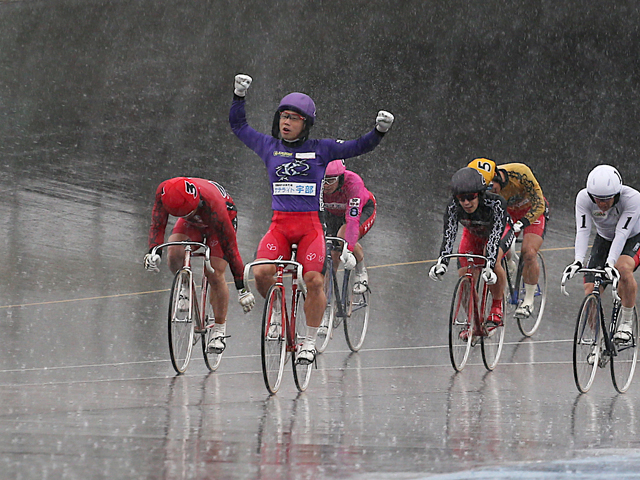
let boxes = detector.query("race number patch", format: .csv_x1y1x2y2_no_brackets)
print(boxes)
273,182,316,196
348,198,361,217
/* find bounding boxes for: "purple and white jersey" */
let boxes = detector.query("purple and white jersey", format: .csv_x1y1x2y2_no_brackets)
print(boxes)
574,185,640,266
230,98,383,212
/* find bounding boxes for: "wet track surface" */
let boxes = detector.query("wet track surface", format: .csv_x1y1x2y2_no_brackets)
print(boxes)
3,0,640,478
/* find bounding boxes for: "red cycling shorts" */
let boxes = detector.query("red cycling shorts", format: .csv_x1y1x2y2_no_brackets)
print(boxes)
508,198,549,238
257,211,326,273
458,226,512,269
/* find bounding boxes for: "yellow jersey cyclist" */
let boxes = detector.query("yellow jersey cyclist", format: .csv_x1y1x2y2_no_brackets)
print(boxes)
468,158,549,319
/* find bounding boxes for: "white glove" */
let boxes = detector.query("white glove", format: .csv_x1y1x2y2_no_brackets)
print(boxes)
604,262,620,284
429,263,447,281
375,110,394,133
562,260,582,283
340,249,357,270
481,266,497,285
234,74,252,97
513,221,523,234
237,288,255,313
143,253,161,273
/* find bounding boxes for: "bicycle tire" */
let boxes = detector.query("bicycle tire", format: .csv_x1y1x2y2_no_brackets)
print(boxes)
448,275,473,372
168,269,195,374
201,298,223,372
344,269,370,352
516,252,547,337
573,294,601,393
292,289,312,392
611,307,639,393
480,279,505,371
261,284,287,394
316,261,335,354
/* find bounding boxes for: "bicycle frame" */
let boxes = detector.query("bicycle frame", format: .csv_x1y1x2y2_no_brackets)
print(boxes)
325,237,352,322
442,253,487,336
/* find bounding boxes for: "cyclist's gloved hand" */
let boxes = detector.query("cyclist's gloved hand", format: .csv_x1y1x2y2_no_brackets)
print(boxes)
562,260,582,282
513,221,523,234
604,262,620,284
429,263,447,281
143,253,161,273
237,288,255,313
234,74,252,97
481,266,497,285
340,249,357,270
375,110,394,133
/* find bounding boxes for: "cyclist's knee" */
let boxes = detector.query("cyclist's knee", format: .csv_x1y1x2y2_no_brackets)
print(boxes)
304,271,324,292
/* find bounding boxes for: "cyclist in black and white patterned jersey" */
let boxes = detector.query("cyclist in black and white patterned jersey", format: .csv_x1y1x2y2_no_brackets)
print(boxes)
430,167,514,327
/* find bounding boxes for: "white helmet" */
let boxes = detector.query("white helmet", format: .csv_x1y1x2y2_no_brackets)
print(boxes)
586,165,622,198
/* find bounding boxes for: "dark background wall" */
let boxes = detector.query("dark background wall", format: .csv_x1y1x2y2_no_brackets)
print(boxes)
0,0,639,237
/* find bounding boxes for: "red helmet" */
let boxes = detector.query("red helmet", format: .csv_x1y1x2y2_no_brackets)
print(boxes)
326,159,346,177
161,177,200,217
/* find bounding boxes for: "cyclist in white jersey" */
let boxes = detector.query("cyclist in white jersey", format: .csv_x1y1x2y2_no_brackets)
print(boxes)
562,165,640,341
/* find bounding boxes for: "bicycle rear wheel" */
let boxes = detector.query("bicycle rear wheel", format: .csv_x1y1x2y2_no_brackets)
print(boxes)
480,283,505,371
611,307,639,393
448,276,473,372
261,285,287,394
168,269,195,374
201,299,223,372
516,252,547,337
292,289,312,392
573,294,601,393
316,265,335,354
344,269,370,352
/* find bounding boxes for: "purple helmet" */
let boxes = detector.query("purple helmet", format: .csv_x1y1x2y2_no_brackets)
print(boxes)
278,92,316,126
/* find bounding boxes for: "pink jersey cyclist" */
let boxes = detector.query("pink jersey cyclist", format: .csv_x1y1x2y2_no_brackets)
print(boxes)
322,160,376,293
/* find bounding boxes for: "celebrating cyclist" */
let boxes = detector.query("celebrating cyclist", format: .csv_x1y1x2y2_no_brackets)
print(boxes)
561,165,640,342
322,159,376,294
429,167,514,328
468,158,549,319
229,73,393,365
143,177,255,354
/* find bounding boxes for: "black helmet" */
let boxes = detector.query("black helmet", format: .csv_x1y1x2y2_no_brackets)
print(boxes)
450,167,487,195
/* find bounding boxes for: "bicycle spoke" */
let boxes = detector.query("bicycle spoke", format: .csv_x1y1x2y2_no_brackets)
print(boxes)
168,269,195,374
261,285,286,394
449,276,472,371
480,283,504,371
293,290,312,392
516,252,547,337
344,270,370,352
611,308,639,393
316,262,335,354
573,295,601,393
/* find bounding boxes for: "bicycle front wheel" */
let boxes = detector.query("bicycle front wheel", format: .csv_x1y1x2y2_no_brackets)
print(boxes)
480,284,505,371
611,307,639,394
344,269,370,352
168,269,195,374
201,299,223,372
516,252,547,337
292,289,312,392
316,266,335,354
261,285,287,394
573,294,601,393
449,276,473,372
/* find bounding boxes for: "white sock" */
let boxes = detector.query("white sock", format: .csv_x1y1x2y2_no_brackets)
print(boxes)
213,322,226,336
304,326,319,347
621,306,634,324
524,283,537,305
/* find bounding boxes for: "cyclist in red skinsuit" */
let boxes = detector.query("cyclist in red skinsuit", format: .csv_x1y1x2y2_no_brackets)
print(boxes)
143,177,255,354
322,160,376,294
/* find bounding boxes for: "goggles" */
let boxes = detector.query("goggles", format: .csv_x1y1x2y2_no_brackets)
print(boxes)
280,111,305,122
324,176,340,185
456,192,479,202
589,193,616,202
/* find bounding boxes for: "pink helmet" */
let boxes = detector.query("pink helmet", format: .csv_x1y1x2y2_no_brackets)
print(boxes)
326,160,346,177
161,177,200,217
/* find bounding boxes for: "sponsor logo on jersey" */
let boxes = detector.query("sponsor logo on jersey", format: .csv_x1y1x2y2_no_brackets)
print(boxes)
273,182,316,196
325,202,346,210
593,210,607,218
349,198,361,207
274,154,314,181
274,151,294,158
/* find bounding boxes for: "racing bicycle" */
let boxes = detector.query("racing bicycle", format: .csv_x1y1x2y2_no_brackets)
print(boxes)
316,237,370,353
435,253,505,372
244,246,312,394
562,268,639,394
151,241,223,374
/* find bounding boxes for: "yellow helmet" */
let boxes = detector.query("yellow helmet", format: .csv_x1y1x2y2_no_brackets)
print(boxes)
467,158,496,186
